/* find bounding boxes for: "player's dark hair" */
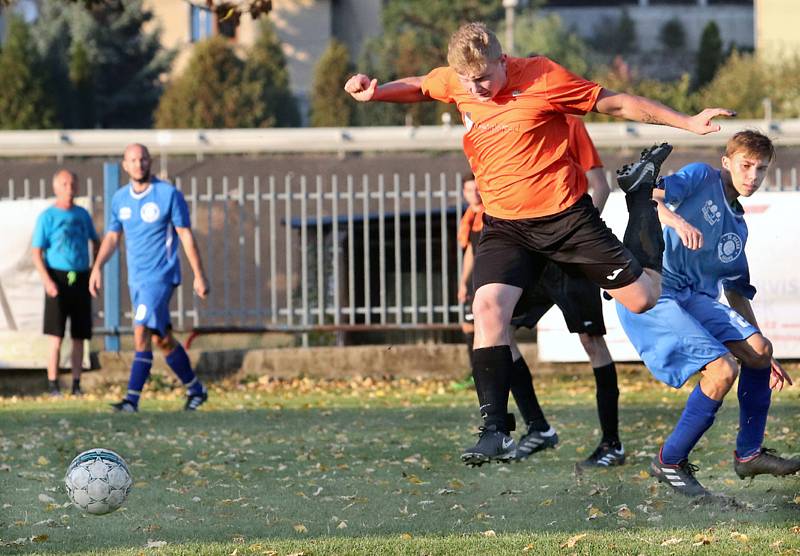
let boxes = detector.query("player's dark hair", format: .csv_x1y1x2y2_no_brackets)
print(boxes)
726,130,775,162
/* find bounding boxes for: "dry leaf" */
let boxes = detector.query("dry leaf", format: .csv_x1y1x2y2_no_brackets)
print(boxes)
730,532,749,543
146,540,168,548
540,498,553,507
30,535,48,543
660,537,683,546
617,507,634,519
692,533,714,546
38,494,55,504
337,521,348,529
36,456,49,466
587,506,605,520
400,533,413,540
293,523,308,533
560,533,588,549
482,529,497,537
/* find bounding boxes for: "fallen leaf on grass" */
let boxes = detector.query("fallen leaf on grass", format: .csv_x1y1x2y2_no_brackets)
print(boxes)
400,533,413,540
617,506,634,520
560,533,587,549
540,499,553,507
38,494,55,504
482,530,496,537
337,521,347,529
791,525,800,534
586,506,605,520
36,456,49,466
692,533,714,546
660,537,683,546
293,524,308,533
146,540,167,548
730,532,748,543
30,535,48,543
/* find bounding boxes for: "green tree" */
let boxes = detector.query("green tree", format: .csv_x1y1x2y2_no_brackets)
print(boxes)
241,19,299,127
659,18,686,52
309,39,353,127
590,9,638,56
68,40,94,128
695,21,723,89
0,16,58,129
32,0,173,128
697,50,767,118
512,11,591,76
155,37,249,128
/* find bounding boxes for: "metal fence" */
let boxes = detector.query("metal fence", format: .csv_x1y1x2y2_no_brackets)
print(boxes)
5,163,800,346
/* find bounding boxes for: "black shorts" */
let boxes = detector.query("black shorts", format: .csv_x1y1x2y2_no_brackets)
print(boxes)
473,194,642,297
43,269,92,339
510,262,606,335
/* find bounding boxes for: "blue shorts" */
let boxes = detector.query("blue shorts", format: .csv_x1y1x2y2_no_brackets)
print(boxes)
616,289,759,388
130,283,175,337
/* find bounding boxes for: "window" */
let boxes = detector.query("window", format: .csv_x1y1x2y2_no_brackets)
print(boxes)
190,5,213,42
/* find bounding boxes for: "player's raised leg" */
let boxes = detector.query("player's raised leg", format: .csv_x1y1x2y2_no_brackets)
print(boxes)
605,144,674,313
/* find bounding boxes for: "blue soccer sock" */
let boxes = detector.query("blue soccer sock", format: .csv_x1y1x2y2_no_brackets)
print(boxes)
125,351,153,406
661,383,722,465
736,365,772,459
165,344,204,396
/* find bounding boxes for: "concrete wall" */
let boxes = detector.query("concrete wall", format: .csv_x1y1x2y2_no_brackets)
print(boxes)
755,0,800,60
543,4,753,51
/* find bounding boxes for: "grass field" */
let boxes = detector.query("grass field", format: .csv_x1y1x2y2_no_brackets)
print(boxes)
2,369,800,555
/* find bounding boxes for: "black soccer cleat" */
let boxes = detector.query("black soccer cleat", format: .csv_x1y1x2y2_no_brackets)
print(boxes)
616,143,673,195
461,424,517,467
580,441,626,468
649,452,709,497
110,399,138,413
733,447,800,479
515,425,559,461
184,389,209,411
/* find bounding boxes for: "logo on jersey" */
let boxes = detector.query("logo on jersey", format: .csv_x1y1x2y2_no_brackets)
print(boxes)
140,202,160,223
134,303,148,322
717,232,743,263
511,89,522,97
702,199,722,226
119,206,132,221
606,268,623,281
463,112,474,132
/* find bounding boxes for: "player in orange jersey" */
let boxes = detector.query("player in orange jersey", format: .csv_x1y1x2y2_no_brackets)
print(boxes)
345,22,733,465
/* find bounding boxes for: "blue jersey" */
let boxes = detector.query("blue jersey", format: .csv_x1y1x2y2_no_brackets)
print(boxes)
660,162,755,300
109,178,190,287
32,205,98,271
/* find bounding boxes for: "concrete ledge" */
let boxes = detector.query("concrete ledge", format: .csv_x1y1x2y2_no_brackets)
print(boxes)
0,344,540,396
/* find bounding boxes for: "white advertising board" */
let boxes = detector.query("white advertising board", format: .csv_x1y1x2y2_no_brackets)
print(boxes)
537,192,800,362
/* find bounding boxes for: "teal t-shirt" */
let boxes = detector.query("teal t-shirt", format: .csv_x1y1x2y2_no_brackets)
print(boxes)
32,205,98,271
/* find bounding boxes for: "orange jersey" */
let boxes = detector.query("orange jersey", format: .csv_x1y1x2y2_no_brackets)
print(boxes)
422,57,602,219
457,206,484,249
566,115,602,176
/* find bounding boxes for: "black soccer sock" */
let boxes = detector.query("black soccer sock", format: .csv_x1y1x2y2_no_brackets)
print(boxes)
593,363,620,444
510,357,550,432
623,196,664,273
48,379,59,392
464,332,475,370
471,346,513,432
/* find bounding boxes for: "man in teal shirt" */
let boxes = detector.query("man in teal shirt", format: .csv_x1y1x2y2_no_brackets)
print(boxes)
32,169,99,395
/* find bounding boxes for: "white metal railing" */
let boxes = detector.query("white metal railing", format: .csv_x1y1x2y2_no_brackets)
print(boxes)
5,165,800,336
1,119,800,159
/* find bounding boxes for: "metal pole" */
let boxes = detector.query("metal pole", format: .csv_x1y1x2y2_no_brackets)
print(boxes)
503,0,518,55
102,163,121,351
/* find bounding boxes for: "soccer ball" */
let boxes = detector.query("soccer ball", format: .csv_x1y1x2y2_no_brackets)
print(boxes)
64,448,133,515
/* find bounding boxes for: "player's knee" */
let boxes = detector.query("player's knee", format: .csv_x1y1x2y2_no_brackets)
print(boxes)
624,295,656,314
740,336,773,369
709,357,739,394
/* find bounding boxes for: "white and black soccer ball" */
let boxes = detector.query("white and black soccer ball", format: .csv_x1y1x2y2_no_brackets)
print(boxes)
64,448,133,515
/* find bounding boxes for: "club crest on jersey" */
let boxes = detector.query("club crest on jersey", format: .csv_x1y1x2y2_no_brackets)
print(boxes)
718,232,743,263
140,202,160,223
702,199,722,226
119,206,132,221
463,112,474,132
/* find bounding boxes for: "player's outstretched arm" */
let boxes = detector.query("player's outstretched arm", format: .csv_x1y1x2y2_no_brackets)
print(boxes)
652,190,703,250
594,89,735,135
344,74,430,104
176,227,209,299
88,231,120,298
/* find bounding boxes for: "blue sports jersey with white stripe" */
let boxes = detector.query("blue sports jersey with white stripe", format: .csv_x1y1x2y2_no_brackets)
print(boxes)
660,162,755,300
108,178,190,287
